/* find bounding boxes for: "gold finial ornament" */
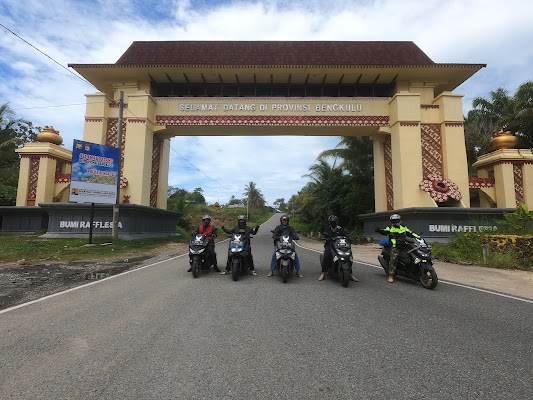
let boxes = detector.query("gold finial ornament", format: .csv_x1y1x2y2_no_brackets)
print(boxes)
36,126,63,145
489,129,518,150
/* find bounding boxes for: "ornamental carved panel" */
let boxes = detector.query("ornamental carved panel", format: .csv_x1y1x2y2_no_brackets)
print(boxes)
150,136,162,207
384,136,394,211
420,124,443,177
513,164,524,206
106,118,127,176
27,157,40,205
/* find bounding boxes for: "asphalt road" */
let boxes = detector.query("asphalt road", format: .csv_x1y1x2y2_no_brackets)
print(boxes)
0,214,531,399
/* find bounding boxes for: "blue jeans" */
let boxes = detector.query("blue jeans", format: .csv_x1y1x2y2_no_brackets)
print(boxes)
270,247,300,271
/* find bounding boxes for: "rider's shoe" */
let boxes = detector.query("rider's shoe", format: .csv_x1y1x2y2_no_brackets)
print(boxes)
187,267,192,272
295,270,303,278
267,271,274,277
213,265,221,272
388,274,394,283
220,269,230,275
318,272,325,281
350,275,359,282
251,270,258,276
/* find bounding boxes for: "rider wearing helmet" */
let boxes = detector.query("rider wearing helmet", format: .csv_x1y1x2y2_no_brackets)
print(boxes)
375,214,420,283
188,214,220,273
221,215,260,276
268,214,302,278
319,215,358,282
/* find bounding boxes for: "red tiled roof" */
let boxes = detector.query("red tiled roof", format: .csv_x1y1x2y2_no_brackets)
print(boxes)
115,41,435,66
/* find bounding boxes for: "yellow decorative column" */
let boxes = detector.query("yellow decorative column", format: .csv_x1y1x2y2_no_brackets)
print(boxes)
434,92,470,207
388,92,434,208
473,131,533,208
15,127,72,206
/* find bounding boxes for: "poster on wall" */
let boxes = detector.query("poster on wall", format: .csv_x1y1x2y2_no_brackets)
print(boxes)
69,140,119,204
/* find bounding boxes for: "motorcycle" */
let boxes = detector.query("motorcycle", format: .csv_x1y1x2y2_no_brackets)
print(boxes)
226,233,251,281
188,233,210,278
320,234,354,287
274,234,297,283
378,236,438,289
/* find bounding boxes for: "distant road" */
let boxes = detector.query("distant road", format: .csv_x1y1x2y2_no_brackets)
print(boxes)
1,213,531,399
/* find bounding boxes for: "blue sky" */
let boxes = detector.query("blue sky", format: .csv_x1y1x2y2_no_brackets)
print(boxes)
1,0,532,206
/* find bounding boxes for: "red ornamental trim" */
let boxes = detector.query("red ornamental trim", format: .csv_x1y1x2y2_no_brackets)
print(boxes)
419,174,462,203
20,154,71,163
444,122,464,127
399,121,420,126
421,104,439,109
468,177,495,188
55,173,71,183
127,118,146,123
120,176,128,188
85,118,104,123
155,115,389,126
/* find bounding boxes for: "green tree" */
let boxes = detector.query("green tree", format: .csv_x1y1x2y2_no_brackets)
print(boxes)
243,181,265,209
273,198,286,211
0,103,40,205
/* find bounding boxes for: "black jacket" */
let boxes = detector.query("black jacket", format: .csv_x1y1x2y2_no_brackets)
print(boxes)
222,225,259,248
272,224,299,243
322,225,348,242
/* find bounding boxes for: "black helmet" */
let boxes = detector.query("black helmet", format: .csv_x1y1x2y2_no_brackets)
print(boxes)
328,215,338,228
202,214,211,225
280,214,289,225
237,215,246,226
390,214,401,226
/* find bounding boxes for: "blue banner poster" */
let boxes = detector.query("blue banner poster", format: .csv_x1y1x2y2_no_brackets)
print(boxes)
69,140,120,204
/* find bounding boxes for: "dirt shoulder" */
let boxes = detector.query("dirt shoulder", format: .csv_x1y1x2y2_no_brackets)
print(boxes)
0,243,189,311
297,238,533,301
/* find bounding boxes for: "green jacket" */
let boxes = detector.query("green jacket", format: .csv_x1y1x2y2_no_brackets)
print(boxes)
376,225,420,247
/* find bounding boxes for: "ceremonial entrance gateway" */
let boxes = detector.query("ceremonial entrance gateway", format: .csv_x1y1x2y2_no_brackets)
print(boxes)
22,41,487,213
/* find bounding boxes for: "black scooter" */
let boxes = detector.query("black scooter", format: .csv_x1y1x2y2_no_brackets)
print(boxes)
226,233,251,281
378,236,438,289
274,234,297,283
188,233,210,278
320,234,354,287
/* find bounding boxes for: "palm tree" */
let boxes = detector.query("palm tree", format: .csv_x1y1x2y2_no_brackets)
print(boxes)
317,136,373,182
243,181,265,209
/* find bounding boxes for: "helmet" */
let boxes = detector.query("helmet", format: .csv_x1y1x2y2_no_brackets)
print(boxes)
280,214,289,225
237,215,246,227
328,215,338,228
202,214,211,225
390,214,401,226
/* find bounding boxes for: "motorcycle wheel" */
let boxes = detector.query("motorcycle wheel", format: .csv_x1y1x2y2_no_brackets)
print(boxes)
232,259,240,282
340,267,350,288
282,265,288,283
191,259,200,278
420,267,438,290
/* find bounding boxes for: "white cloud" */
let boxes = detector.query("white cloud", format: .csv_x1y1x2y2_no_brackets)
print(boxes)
1,0,532,205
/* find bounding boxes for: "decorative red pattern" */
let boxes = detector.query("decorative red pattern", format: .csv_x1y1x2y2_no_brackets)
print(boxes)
513,164,524,206
27,158,39,204
421,105,439,109
109,102,128,108
444,122,464,127
399,121,420,126
420,174,462,203
150,136,162,207
156,115,389,126
468,177,495,188
55,173,71,183
127,118,146,123
85,118,104,123
420,124,443,177
384,137,394,210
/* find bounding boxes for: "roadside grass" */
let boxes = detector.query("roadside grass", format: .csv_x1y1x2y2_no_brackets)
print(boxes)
431,233,531,270
0,234,185,265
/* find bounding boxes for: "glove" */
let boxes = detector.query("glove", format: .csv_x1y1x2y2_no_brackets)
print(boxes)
255,225,260,230
375,227,381,233
221,225,225,230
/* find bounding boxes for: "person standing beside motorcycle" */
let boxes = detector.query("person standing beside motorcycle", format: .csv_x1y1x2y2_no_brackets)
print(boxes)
268,215,303,278
319,215,358,282
220,215,260,276
375,213,420,283
188,214,220,273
